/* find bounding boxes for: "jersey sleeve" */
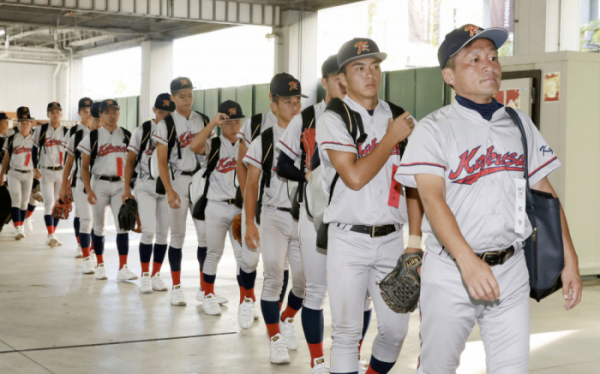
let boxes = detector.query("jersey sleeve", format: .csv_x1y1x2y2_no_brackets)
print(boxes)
394,118,449,188
243,137,263,171
276,114,302,160
521,112,561,186
127,126,143,155
77,135,92,156
65,134,77,156
152,120,169,146
237,118,252,146
316,111,358,155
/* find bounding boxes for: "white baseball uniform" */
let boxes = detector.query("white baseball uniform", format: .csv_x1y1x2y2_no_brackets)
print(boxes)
33,124,67,215
244,124,305,302
65,124,92,231
316,95,411,373
128,121,169,246
4,132,34,210
395,102,561,374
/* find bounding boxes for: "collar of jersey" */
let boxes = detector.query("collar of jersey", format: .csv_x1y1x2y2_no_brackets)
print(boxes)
343,95,384,118
173,110,196,122
451,100,508,125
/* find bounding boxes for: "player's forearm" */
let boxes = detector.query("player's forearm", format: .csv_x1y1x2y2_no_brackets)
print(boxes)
1,153,9,177
81,166,92,192
244,179,258,226
61,156,74,187
123,151,137,192
190,121,216,155
558,204,578,267
406,187,424,237
156,144,175,193
237,144,248,198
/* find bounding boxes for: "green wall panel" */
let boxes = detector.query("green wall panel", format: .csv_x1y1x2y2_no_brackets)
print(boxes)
127,96,139,130
192,89,205,114
204,88,219,118
236,85,253,119
220,87,237,103
253,84,271,115
386,70,416,115
415,67,445,120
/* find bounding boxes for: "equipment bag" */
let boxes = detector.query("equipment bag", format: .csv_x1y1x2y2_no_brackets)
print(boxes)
192,137,221,221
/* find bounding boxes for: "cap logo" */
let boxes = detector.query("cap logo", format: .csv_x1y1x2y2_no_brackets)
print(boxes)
84,101,90,105
107,100,113,105
163,100,171,107
354,41,370,55
180,79,189,87
23,108,28,113
465,25,482,37
289,81,299,91
228,108,237,116
22,114,27,118
52,102,57,106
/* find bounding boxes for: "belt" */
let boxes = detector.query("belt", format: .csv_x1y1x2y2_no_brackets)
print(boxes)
13,168,31,174
277,207,292,213
43,166,63,171
477,246,515,267
347,224,400,238
181,171,194,176
222,199,235,205
97,175,123,182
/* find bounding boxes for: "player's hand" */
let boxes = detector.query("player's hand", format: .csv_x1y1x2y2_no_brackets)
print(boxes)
34,169,42,179
305,171,311,181
386,112,415,144
458,254,500,301
245,222,260,250
59,186,68,201
0,179,5,187
167,189,181,209
561,262,582,310
87,190,97,205
122,188,134,205
210,113,230,127
405,247,424,276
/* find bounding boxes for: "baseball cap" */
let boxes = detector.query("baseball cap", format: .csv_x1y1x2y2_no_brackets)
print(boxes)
218,100,245,120
99,99,120,112
78,97,93,110
154,93,176,112
337,38,387,70
90,102,102,119
47,102,62,111
270,73,308,98
438,24,508,70
170,77,194,93
322,55,340,78
0,112,9,121
17,107,33,121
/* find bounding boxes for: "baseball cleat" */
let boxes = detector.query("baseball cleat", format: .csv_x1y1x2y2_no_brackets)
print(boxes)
254,307,260,320
269,333,290,365
75,244,83,258
311,357,330,374
138,273,153,294
91,250,97,267
55,237,62,246
202,294,222,315
151,273,168,291
24,218,33,231
15,226,25,240
46,234,58,248
196,288,229,305
170,285,186,306
117,265,138,281
238,297,256,329
279,317,299,351
95,263,108,280
82,257,96,274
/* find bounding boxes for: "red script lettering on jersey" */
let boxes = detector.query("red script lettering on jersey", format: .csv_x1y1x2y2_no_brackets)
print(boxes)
216,157,237,173
178,131,196,148
449,145,525,185
359,138,404,157
97,144,127,157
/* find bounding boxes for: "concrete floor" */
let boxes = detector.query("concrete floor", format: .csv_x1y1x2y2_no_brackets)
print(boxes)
1,209,599,374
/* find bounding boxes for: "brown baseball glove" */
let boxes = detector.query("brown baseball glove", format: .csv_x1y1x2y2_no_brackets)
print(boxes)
300,128,317,171
31,178,44,202
232,214,242,245
52,198,73,220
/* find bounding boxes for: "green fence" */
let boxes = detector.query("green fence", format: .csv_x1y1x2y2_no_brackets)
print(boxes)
118,66,450,129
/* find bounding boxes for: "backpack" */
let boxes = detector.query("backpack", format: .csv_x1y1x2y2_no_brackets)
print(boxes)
70,129,86,187
88,127,131,172
289,105,317,219
254,127,275,225
191,137,222,221
233,113,265,208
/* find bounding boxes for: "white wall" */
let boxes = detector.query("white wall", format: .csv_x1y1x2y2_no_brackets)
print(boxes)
0,61,56,120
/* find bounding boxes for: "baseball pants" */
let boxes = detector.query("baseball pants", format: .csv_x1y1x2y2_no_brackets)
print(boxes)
90,178,126,234
193,215,207,248
259,206,304,302
203,200,242,276
8,170,33,210
28,189,38,206
327,224,410,373
166,173,192,249
135,178,169,245
75,179,94,233
40,168,63,215
417,248,530,374
240,207,261,273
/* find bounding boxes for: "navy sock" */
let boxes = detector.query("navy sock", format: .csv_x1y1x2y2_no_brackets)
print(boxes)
279,269,289,304
44,215,53,228
197,246,207,272
92,233,105,255
73,217,80,239
369,356,395,374
286,290,303,310
11,207,21,224
116,233,129,256
80,233,91,248
19,209,26,222
236,274,243,287
54,218,60,228
139,243,152,263
301,307,324,344
168,247,182,272
240,269,257,290
203,273,216,284
260,299,281,325
27,203,36,213
153,244,168,264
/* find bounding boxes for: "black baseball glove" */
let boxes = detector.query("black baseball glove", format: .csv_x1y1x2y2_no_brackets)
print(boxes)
379,251,424,314
118,198,139,232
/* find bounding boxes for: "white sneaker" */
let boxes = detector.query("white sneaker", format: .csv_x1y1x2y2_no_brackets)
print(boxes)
202,294,222,315
254,308,260,320
15,226,24,240
238,297,255,329
55,237,62,246
25,218,33,231
196,288,229,305
82,257,95,274
279,317,299,351
358,354,368,374
151,273,168,291
311,357,330,374
217,295,228,305
91,251,97,267
46,234,58,248
170,285,186,306
95,263,108,280
75,244,83,258
269,333,290,365
117,265,138,281
138,273,153,294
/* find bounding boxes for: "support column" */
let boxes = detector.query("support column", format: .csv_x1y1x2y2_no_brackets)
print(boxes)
140,40,174,122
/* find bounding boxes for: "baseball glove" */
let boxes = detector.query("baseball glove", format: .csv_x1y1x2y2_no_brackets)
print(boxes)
31,179,44,202
300,128,317,171
118,198,140,232
232,214,242,245
379,251,424,314
52,197,73,220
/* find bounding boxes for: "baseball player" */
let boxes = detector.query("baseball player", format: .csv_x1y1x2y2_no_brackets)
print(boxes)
78,99,137,281
0,112,12,154
244,73,307,365
61,101,102,272
316,38,422,374
395,24,583,373
122,93,174,294
189,100,246,315
60,97,94,258
0,108,34,240
32,102,68,247
153,77,214,306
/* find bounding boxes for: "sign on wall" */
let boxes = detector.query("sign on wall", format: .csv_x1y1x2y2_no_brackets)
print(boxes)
544,72,560,102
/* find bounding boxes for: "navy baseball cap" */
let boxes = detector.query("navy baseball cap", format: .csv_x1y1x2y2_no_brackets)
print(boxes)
100,99,120,112
17,107,33,121
218,100,245,120
47,102,62,111
90,102,102,119
78,97,93,110
337,38,387,70
322,55,340,78
170,77,194,93
438,24,508,69
154,93,176,112
270,73,308,98
0,112,9,121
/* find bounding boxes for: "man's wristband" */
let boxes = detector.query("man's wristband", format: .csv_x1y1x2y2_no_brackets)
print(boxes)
407,235,422,249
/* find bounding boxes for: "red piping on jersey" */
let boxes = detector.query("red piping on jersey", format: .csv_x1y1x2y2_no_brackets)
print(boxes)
152,134,167,142
321,141,356,148
278,141,299,156
129,145,139,152
79,145,91,153
245,155,262,165
399,162,447,170
529,156,558,178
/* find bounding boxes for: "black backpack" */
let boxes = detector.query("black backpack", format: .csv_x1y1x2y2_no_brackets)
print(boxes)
70,129,86,187
254,127,275,225
88,127,131,171
192,137,222,221
233,113,265,208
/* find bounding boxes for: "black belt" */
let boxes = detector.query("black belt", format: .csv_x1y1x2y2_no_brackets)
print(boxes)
13,168,31,174
97,175,123,182
222,199,235,205
181,171,194,176
477,246,515,267
277,207,292,213
44,166,63,171
347,224,399,238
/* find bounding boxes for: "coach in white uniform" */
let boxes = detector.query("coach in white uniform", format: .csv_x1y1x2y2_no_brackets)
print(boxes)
395,25,583,373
